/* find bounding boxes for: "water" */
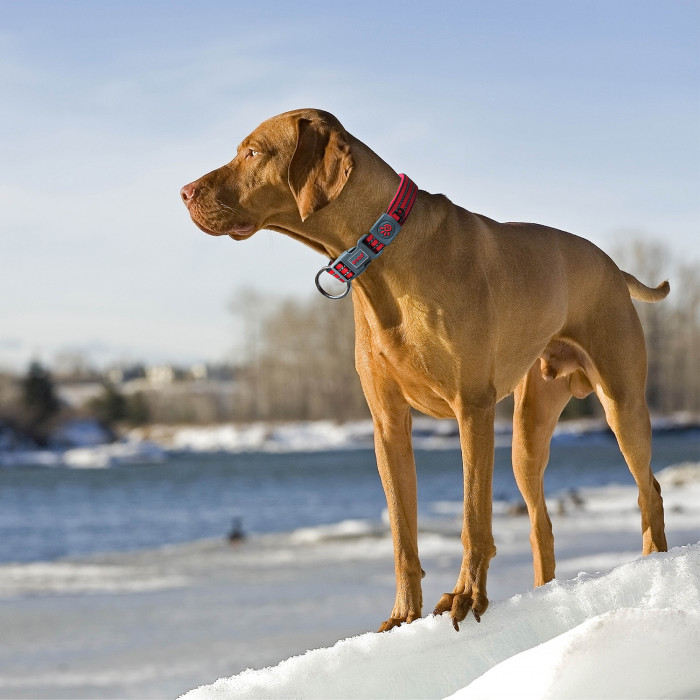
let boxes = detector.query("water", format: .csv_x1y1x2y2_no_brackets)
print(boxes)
0,435,697,564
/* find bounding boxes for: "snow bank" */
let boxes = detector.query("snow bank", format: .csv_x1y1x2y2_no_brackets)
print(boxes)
181,543,700,700
138,415,699,454
168,420,373,453
450,608,700,700
0,439,166,468
60,440,166,468
134,417,509,454
3,414,696,466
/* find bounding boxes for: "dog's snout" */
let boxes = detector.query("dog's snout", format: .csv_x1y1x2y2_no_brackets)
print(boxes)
180,182,197,205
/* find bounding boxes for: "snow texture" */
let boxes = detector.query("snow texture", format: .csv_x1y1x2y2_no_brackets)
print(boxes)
181,543,700,700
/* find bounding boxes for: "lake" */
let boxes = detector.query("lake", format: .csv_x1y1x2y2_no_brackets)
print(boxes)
1,432,697,564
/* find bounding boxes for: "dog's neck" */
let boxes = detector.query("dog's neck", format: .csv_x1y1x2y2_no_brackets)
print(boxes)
266,137,427,327
269,138,405,260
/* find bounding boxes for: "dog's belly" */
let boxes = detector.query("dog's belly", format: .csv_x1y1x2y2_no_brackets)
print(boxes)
382,333,563,417
362,291,568,417
399,380,456,419
389,355,538,417
370,329,527,418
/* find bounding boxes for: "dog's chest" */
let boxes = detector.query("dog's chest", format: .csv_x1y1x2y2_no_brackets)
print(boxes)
369,316,458,419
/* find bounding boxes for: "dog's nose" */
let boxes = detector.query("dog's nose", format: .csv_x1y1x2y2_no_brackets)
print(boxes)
180,182,197,205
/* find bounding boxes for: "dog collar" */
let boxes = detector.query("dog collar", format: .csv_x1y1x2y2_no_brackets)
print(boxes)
315,174,418,299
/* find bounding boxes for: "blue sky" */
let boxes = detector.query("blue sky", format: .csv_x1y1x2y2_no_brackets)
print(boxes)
1,0,698,371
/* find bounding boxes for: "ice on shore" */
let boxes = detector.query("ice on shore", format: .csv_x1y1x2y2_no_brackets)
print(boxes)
181,543,700,700
0,438,166,468
133,414,699,454
2,415,697,468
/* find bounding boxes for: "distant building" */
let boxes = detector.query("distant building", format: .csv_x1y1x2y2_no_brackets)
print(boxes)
146,365,177,386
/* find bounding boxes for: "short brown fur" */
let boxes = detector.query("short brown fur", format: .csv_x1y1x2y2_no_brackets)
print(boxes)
181,109,669,631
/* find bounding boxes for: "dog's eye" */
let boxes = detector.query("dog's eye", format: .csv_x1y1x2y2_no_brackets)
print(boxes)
246,148,260,159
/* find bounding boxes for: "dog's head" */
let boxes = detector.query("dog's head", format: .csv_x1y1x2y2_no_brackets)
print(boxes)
180,109,355,239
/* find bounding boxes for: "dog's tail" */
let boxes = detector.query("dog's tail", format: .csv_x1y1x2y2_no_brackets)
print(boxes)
622,271,670,303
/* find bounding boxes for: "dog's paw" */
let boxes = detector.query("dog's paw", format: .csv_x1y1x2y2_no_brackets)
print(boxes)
378,612,420,632
433,589,488,631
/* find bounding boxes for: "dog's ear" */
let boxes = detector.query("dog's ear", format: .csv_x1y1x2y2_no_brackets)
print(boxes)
288,117,354,222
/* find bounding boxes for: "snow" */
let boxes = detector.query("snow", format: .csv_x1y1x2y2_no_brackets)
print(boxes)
181,544,700,700
150,419,377,453
450,608,700,700
1,415,696,467
0,437,166,468
139,415,697,454
0,418,468,467
61,439,166,468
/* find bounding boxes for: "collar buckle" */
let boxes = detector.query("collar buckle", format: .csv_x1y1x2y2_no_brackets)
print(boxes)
315,175,417,300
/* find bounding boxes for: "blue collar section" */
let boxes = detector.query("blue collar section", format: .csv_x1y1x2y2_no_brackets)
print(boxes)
315,174,418,299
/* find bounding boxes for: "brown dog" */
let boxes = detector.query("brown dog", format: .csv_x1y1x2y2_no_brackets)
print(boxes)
181,109,669,632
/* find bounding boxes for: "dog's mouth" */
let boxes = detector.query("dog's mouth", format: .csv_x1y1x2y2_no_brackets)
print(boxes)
192,219,256,240
227,225,256,240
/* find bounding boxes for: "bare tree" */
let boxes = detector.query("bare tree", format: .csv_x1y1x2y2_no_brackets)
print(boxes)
226,236,699,422
612,236,700,415
229,291,367,422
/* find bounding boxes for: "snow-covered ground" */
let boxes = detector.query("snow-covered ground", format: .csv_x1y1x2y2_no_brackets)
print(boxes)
181,544,700,700
178,462,700,700
0,462,698,699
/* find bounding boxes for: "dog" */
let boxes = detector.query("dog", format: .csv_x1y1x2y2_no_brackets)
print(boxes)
181,109,669,632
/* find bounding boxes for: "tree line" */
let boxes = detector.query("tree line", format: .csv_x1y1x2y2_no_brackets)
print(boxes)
229,237,700,423
614,238,700,415
1,238,697,437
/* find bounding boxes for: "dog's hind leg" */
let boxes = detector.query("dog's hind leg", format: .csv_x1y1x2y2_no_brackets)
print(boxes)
512,363,573,587
574,302,668,556
592,363,668,555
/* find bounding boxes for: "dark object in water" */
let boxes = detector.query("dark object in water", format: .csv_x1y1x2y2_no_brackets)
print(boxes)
227,517,245,543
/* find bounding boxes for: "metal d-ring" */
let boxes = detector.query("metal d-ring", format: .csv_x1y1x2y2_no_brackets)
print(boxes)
315,266,351,300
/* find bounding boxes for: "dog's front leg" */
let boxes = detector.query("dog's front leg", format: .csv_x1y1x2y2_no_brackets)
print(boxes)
372,402,424,632
358,364,423,632
434,393,497,630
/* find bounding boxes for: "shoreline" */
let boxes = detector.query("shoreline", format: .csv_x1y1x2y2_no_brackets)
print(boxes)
2,413,699,469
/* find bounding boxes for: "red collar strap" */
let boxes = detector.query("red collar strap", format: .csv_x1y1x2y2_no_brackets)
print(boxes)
315,174,418,299
386,173,419,224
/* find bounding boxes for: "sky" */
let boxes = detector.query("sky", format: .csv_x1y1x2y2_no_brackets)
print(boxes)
1,0,699,372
